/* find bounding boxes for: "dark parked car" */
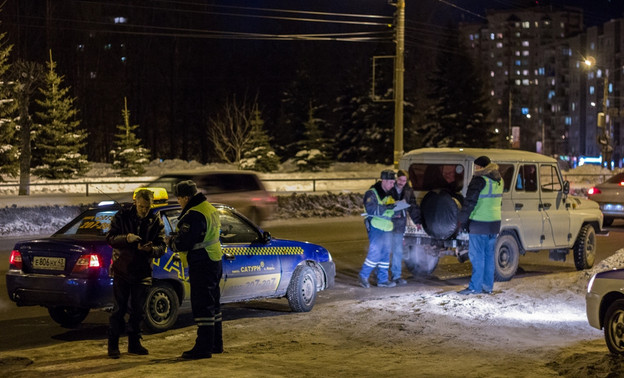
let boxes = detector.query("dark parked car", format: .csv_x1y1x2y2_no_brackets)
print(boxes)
6,193,335,332
146,170,277,224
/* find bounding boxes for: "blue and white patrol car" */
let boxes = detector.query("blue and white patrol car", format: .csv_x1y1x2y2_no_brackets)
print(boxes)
6,189,335,332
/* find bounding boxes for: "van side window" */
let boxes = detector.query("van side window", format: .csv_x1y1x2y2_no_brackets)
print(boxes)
539,165,562,192
516,164,538,192
498,164,514,192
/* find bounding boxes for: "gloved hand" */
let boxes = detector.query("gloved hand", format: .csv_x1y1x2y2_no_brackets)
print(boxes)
126,233,142,243
172,253,182,262
383,209,394,218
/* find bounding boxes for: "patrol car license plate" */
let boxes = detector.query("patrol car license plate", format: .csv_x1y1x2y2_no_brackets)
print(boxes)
32,256,65,271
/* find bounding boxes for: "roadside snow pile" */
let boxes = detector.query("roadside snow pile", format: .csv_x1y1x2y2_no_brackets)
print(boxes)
0,205,83,236
275,192,363,218
583,248,624,278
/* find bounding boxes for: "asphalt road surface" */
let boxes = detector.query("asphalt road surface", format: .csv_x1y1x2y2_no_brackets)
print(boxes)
1,216,623,352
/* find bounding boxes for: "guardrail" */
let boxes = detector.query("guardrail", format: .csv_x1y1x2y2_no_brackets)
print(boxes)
0,177,379,196
0,173,611,196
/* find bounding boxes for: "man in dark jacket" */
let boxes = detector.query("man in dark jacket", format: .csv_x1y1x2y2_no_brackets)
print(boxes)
170,180,223,359
457,156,503,295
390,169,421,285
106,188,167,358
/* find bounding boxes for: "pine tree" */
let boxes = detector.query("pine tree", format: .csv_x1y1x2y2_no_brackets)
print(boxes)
419,24,495,148
33,50,88,179
0,28,18,180
110,97,150,176
295,103,332,171
240,107,280,173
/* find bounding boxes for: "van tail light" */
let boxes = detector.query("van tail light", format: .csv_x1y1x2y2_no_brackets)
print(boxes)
9,250,22,270
72,254,102,273
587,187,601,195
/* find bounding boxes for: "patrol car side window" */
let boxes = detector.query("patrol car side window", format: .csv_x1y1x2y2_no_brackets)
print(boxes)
218,209,260,244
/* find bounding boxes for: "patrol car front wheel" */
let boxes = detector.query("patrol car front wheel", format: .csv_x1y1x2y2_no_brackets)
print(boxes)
144,283,179,333
48,306,90,327
604,299,624,355
287,265,317,312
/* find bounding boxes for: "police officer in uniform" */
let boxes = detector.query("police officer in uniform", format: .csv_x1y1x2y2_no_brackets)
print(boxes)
457,156,504,295
170,180,223,359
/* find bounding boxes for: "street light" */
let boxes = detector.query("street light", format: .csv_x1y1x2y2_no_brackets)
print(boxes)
583,56,613,169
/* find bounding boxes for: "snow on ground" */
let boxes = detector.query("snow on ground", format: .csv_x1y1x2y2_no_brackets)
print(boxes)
2,160,624,377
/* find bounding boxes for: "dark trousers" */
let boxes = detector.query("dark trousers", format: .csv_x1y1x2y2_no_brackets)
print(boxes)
188,255,222,321
188,253,223,351
109,275,149,336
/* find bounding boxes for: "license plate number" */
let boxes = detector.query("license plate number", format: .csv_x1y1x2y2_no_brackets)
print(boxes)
32,256,66,270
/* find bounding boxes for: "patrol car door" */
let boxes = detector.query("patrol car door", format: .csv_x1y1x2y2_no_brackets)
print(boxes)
538,164,570,247
218,209,282,302
510,164,545,249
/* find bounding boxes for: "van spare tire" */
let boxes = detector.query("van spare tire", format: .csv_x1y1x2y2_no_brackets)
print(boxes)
420,190,461,240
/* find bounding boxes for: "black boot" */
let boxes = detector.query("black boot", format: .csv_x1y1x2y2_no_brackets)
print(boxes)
181,326,213,359
108,331,120,359
213,317,223,354
128,333,149,355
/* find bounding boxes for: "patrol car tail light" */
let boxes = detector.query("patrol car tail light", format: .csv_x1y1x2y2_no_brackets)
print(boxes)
9,250,22,270
72,254,102,273
587,187,601,195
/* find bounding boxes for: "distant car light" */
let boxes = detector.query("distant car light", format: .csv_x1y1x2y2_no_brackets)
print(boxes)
587,187,601,195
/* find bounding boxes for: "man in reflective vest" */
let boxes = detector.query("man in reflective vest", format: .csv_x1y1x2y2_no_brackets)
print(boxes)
170,180,224,359
359,170,398,288
457,156,503,295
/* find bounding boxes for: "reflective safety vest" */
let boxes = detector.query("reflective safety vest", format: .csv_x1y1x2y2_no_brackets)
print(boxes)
470,176,503,222
188,201,223,261
368,188,395,232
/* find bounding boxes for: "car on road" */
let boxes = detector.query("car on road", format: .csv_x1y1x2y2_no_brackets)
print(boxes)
587,172,624,227
399,148,604,281
6,190,335,332
145,170,277,225
586,268,624,354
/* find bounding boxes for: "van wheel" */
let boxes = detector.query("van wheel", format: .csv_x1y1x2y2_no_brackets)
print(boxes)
144,283,179,333
48,306,89,327
404,241,439,276
494,233,519,282
573,224,596,270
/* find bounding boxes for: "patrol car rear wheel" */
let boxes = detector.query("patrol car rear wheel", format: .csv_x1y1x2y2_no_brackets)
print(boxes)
573,224,596,270
494,233,519,282
48,306,90,327
604,299,624,355
287,265,317,312
144,283,179,333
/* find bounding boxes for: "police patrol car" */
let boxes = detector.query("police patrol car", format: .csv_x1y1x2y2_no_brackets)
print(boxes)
6,188,335,332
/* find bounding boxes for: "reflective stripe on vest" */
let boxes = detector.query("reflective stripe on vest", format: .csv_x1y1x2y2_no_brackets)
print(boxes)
189,201,223,261
368,188,394,232
470,176,503,222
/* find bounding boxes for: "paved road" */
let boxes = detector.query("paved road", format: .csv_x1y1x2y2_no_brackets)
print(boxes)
1,216,622,352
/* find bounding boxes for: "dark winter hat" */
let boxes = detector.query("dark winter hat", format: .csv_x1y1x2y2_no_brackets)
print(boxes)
473,156,491,168
174,180,198,197
380,169,396,180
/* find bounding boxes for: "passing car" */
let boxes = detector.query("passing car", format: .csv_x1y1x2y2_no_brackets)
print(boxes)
6,190,335,332
145,170,277,225
587,172,624,226
586,268,624,354
399,148,603,281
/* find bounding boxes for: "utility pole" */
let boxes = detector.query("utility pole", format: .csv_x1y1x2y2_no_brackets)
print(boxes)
393,0,405,168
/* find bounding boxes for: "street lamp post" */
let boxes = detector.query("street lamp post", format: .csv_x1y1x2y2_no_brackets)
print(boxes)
584,57,613,169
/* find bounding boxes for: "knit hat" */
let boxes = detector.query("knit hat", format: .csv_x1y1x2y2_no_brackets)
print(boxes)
380,169,396,180
174,180,198,197
473,156,491,168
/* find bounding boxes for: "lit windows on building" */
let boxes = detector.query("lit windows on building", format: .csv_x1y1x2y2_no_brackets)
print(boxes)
522,41,530,47
522,21,530,28
496,42,503,48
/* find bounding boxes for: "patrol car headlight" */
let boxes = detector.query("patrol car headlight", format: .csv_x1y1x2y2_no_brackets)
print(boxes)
587,274,597,294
